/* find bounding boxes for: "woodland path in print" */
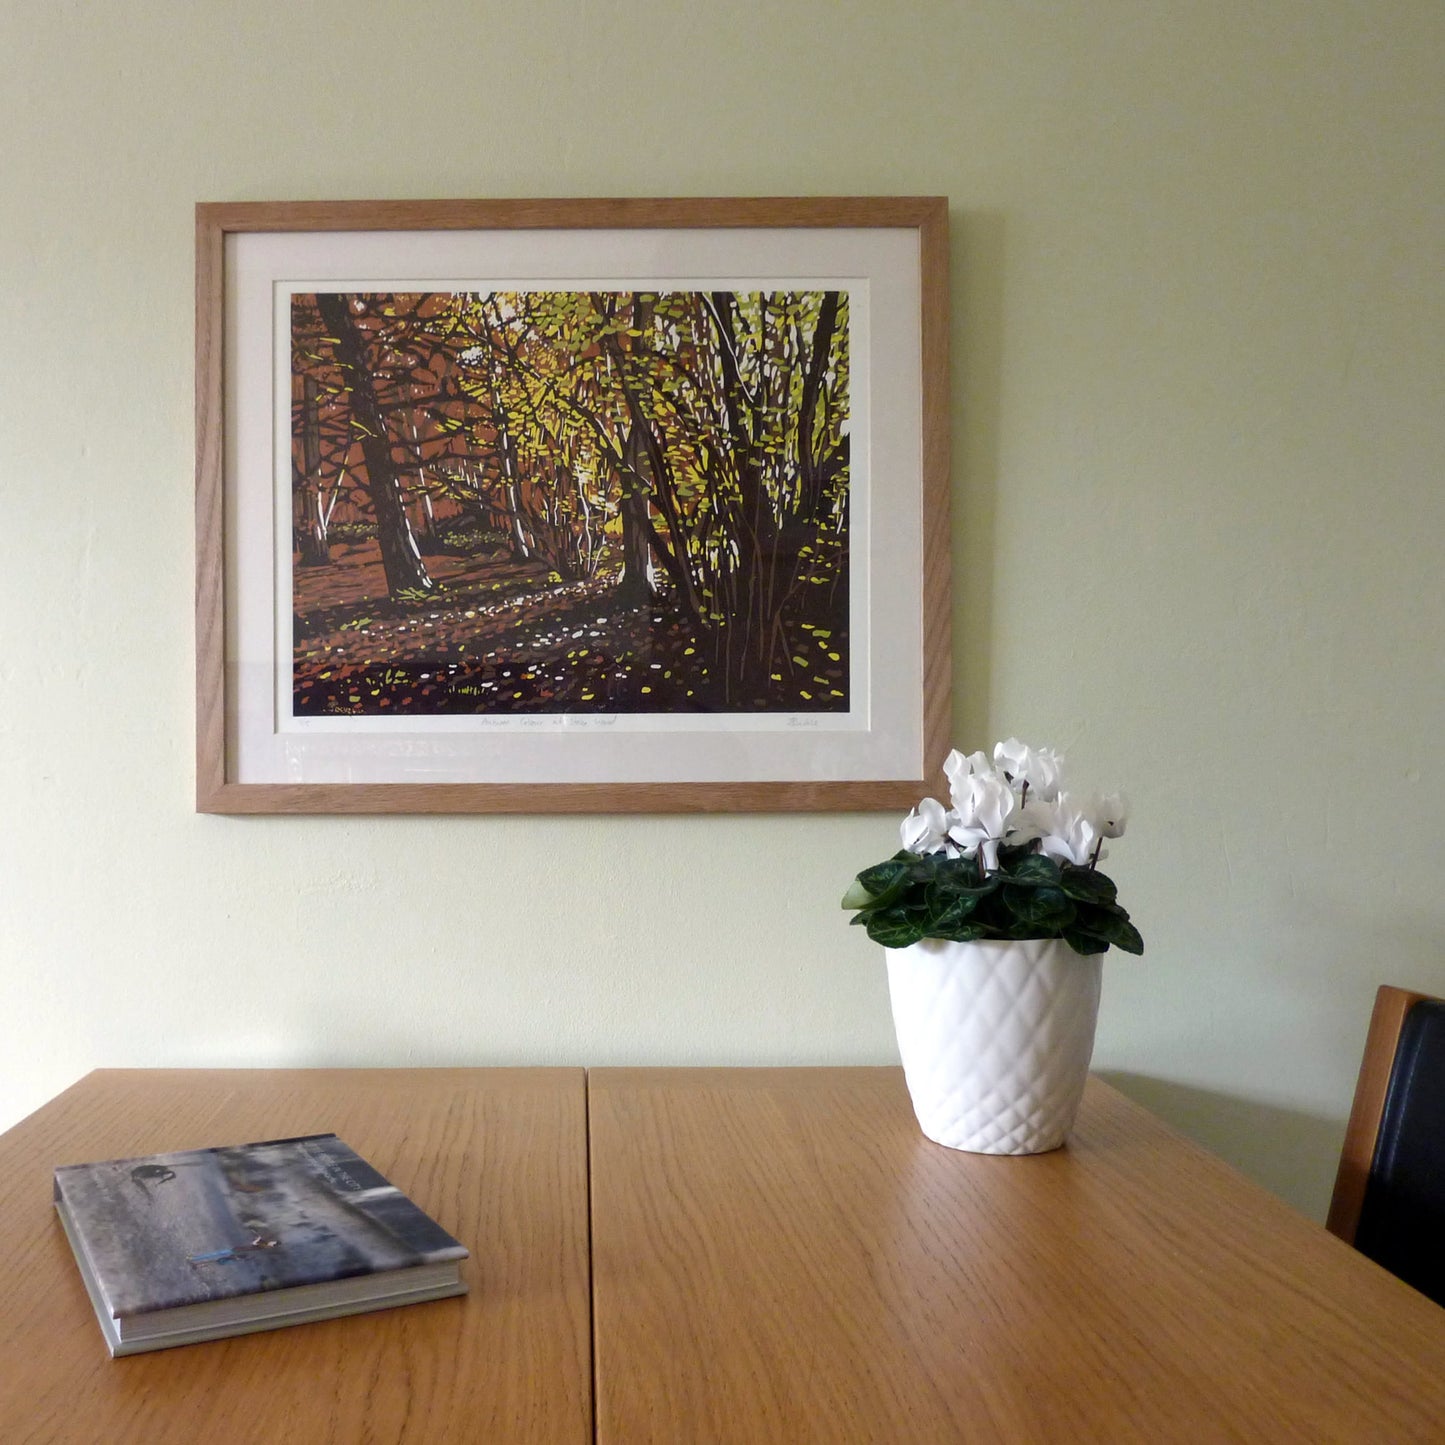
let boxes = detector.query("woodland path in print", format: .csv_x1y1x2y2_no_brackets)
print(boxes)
293,533,848,716
291,288,851,717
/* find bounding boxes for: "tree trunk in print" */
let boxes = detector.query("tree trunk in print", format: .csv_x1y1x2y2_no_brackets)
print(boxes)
599,296,703,624
706,291,774,699
488,378,533,562
608,294,659,610
796,290,840,522
315,292,435,598
294,372,331,567
615,423,658,608
413,489,448,555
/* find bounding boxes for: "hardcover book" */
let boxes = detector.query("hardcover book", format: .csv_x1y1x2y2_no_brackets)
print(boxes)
54,1133,468,1356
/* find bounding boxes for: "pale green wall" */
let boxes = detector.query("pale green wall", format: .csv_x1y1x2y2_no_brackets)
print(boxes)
1,1,1441,1219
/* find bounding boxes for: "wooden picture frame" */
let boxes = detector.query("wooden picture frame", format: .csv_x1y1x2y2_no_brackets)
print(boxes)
196,197,950,813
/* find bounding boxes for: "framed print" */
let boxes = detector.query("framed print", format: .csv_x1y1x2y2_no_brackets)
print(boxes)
195,197,950,813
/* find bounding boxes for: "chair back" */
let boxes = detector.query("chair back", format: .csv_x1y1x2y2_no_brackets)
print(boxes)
1328,986,1445,1307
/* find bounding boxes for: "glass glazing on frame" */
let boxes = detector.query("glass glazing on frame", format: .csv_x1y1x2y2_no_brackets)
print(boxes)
289,289,851,721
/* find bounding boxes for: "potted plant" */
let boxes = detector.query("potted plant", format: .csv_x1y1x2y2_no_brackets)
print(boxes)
843,740,1144,1155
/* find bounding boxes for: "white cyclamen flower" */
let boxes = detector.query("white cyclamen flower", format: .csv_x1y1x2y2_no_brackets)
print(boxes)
1035,793,1100,867
992,736,1033,775
942,748,995,790
1025,746,1065,801
1000,799,1048,848
993,738,1066,801
900,795,954,854
947,772,1017,870
1091,791,1129,839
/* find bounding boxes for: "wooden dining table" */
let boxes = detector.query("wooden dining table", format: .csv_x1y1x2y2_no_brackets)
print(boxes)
3,1066,1444,1442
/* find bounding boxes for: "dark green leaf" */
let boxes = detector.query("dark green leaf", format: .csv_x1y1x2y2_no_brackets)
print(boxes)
929,869,999,901
1003,885,1076,929
1062,929,1111,955
999,919,1046,942
1111,919,1145,954
1072,908,1144,952
864,908,928,949
905,853,951,885
926,918,987,943
1058,866,1118,904
857,858,909,895
848,859,911,910
1002,854,1062,887
926,883,979,920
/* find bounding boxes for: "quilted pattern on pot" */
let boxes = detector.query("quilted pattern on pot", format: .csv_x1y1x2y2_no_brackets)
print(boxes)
886,937,1102,1154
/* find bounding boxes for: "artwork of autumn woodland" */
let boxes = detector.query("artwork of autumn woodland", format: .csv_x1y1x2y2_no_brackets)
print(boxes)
290,289,851,717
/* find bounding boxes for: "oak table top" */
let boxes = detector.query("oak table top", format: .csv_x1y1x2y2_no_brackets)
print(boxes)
8,1066,1445,1443
588,1067,1445,1444
0,1068,592,1445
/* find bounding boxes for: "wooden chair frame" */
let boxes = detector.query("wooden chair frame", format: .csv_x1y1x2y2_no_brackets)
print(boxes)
1326,984,1430,1244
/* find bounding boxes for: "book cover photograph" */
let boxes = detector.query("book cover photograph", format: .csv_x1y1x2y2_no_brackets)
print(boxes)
54,1133,467,1355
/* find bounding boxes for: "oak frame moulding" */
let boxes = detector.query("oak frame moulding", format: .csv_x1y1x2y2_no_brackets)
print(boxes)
195,197,952,814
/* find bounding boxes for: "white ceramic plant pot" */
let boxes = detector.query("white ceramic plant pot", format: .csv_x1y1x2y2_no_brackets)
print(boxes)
885,936,1103,1155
